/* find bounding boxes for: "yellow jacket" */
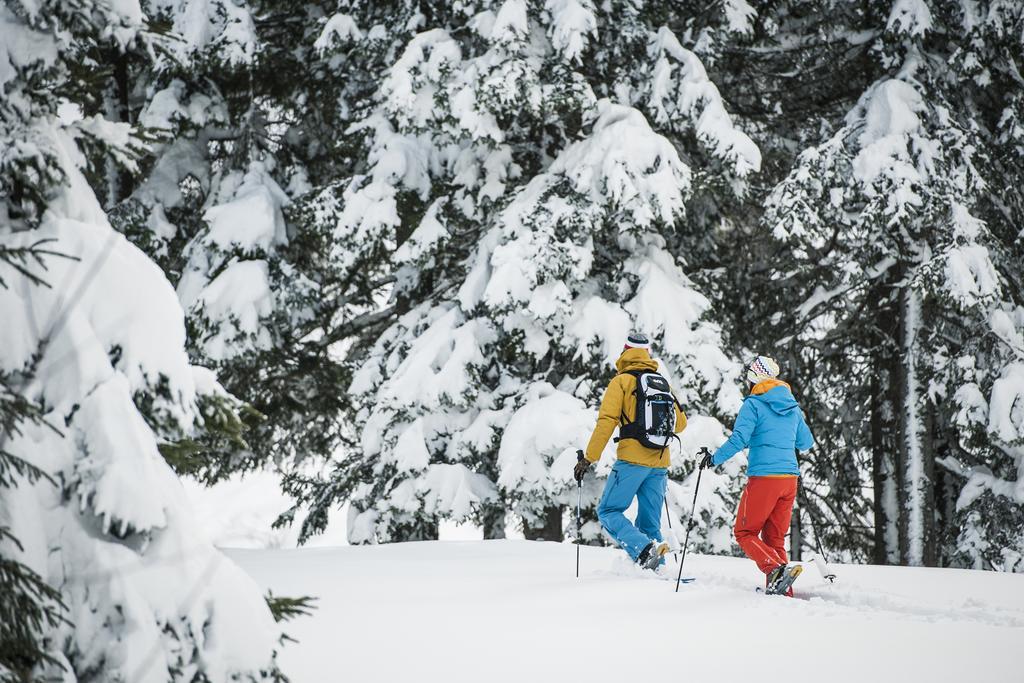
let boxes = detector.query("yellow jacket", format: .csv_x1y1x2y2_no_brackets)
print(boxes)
583,348,687,468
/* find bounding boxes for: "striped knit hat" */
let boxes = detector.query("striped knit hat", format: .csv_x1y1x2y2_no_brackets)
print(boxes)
746,355,780,384
624,332,651,350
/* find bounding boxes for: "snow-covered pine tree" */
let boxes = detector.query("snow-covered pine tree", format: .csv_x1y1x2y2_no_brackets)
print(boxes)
929,0,1024,571
763,0,1024,568
326,0,600,542
651,0,889,564
0,3,284,679
104,3,503,497
472,100,745,542
309,1,758,546
95,0,351,485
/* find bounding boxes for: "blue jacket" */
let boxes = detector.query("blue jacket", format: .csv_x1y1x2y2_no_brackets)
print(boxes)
712,380,814,476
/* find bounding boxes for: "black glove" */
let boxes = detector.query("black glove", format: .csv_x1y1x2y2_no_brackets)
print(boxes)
698,447,714,471
574,452,590,483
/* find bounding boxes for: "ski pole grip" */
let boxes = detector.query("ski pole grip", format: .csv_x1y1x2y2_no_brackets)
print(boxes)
574,450,586,485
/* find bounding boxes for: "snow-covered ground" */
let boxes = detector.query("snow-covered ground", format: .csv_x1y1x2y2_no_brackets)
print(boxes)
231,540,1024,682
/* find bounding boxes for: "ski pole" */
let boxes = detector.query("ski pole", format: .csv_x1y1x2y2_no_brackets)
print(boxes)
797,488,838,583
813,524,837,583
815,526,829,563
663,498,679,562
575,450,584,579
675,447,708,593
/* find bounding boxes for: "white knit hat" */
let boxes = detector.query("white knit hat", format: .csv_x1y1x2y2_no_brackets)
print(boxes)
624,332,651,350
746,355,780,384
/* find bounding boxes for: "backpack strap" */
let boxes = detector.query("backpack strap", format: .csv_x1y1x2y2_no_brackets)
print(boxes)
618,370,647,422
622,370,684,410
614,370,649,443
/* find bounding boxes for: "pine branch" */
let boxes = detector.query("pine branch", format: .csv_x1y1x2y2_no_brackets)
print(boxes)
317,305,397,349
264,591,318,622
0,240,77,290
0,528,69,678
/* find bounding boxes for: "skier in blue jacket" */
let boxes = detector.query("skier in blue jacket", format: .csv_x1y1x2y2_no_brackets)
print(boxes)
700,356,814,595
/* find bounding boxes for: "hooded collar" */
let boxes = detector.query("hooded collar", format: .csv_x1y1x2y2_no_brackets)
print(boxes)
615,348,659,374
750,378,790,395
749,378,800,415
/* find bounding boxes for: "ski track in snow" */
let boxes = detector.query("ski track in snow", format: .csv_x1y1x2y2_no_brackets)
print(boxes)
231,540,1023,683
598,560,1024,629
661,566,1024,629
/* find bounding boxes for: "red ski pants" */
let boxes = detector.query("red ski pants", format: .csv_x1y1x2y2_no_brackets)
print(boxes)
734,476,798,574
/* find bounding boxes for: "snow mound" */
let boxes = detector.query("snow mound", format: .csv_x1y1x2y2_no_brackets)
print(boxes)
232,540,1024,683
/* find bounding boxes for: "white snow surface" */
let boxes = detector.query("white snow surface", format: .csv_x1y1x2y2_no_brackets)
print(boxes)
233,540,1024,683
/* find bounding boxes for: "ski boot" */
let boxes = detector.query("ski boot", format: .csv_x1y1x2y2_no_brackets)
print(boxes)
765,563,802,596
637,541,670,571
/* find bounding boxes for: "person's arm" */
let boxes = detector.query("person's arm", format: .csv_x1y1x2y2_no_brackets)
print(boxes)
796,410,814,451
712,399,758,466
584,377,625,463
673,399,687,434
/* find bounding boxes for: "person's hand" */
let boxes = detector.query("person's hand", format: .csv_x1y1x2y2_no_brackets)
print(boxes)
574,454,590,483
698,447,714,471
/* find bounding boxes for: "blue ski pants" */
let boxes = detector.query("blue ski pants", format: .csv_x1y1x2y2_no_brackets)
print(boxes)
597,460,667,561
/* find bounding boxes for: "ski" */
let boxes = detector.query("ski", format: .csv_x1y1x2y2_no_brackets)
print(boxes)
656,563,696,584
658,568,696,584
605,567,696,583
655,573,696,584
633,571,696,584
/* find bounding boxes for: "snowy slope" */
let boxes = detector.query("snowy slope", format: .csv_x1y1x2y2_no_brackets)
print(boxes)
232,541,1023,683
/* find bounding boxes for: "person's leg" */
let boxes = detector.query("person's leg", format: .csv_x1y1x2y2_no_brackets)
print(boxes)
734,477,787,574
597,461,650,560
634,466,667,543
761,477,798,566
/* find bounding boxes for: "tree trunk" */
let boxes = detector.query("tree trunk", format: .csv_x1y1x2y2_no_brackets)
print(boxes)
921,398,937,566
104,50,133,207
390,518,439,542
897,286,935,566
522,506,563,541
870,367,889,564
873,367,901,564
870,284,900,565
933,441,959,568
481,503,507,540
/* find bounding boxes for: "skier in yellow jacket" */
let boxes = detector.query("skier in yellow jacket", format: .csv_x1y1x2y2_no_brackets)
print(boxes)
574,333,687,570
